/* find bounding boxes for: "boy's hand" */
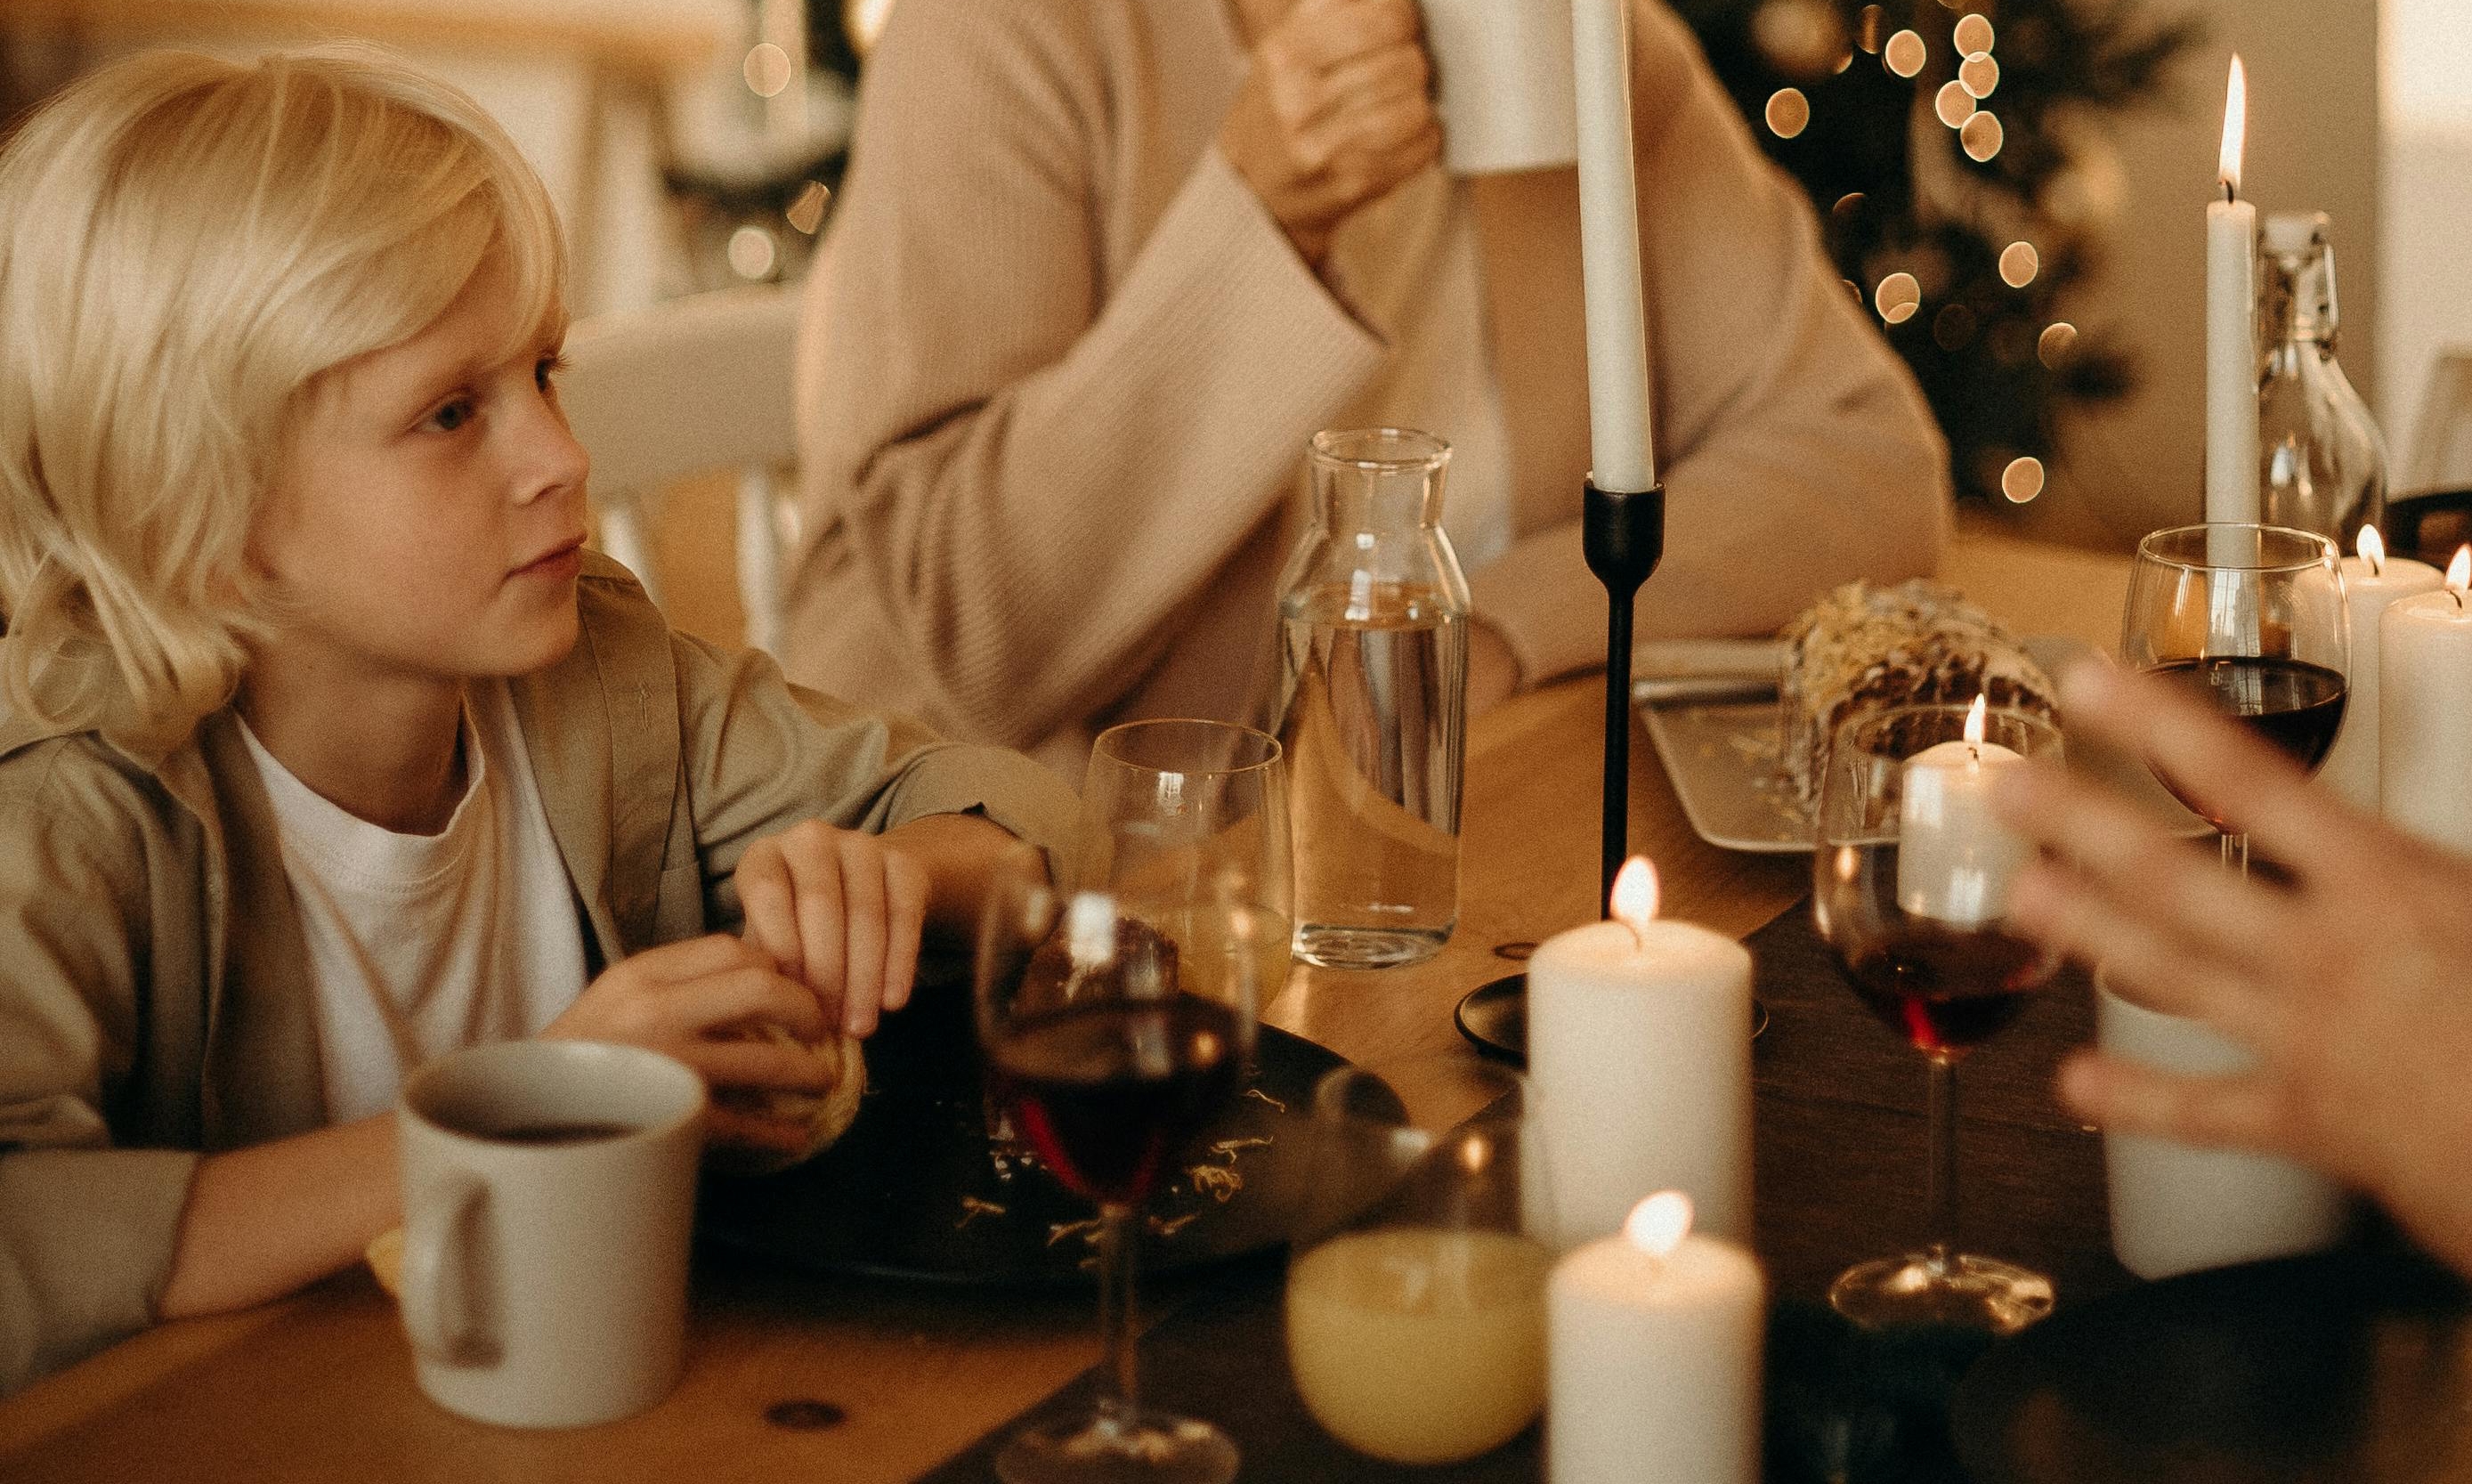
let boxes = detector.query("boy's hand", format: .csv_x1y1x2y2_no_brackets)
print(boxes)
542,934,835,1152
733,819,931,1039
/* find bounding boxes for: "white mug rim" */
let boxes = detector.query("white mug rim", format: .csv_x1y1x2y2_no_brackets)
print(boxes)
399,1039,705,1155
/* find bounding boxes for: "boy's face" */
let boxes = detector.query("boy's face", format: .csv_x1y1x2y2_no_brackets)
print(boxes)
255,252,589,688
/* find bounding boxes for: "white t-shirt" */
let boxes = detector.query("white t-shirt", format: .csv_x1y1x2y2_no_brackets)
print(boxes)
239,681,592,1123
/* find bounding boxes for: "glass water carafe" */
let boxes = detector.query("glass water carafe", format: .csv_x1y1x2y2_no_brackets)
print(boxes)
1275,428,1469,970
2257,212,2387,544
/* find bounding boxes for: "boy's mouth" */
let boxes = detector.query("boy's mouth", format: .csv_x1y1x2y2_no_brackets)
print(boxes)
510,535,586,579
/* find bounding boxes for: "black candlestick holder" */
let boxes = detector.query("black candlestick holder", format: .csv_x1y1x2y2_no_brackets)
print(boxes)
1582,479,1666,913
1455,478,1671,1067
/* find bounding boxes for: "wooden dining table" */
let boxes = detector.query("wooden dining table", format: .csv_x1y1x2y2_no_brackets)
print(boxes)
0,526,2141,1484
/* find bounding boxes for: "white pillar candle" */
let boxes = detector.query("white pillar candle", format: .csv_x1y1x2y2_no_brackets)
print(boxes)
1547,1194,1763,1484
1570,0,1655,493
2322,527,2443,809
1895,696,2028,926
1527,859,1753,1249
2205,55,2259,528
2379,547,2472,847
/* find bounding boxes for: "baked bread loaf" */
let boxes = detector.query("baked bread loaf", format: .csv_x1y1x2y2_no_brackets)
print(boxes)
709,1023,867,1174
1779,580,2058,803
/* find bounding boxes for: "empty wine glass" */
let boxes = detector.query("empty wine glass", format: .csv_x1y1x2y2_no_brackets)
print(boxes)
1812,701,2064,1334
2120,524,2348,872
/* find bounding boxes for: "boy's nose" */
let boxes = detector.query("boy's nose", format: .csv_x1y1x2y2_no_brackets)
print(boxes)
515,401,590,507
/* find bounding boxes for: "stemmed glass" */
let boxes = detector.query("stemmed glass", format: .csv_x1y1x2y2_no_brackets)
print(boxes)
974,719,1290,1484
2121,523,2349,872
1812,701,2065,1334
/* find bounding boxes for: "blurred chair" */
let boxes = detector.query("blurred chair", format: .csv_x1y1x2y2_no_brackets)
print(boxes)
559,282,801,654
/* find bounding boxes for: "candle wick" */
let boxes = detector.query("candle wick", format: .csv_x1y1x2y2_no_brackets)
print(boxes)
2220,178,2235,205
2452,588,2464,615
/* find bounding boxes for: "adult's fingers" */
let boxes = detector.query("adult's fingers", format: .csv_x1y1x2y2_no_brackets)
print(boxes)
1280,0,1422,72
2006,862,2289,1046
2058,661,2374,884
1992,758,2296,985
2055,1051,2295,1155
1316,41,1429,115
833,836,888,1037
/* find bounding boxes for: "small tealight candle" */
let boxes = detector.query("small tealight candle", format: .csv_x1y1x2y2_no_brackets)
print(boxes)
2324,526,2442,809
2380,546,2472,847
1547,1194,1764,1484
1895,696,2028,926
1526,860,1753,1250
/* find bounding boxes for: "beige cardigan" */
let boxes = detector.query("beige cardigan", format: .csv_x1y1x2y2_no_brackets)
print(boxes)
783,0,1950,766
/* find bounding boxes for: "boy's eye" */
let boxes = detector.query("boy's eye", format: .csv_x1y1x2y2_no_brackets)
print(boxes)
536,353,568,393
425,398,474,434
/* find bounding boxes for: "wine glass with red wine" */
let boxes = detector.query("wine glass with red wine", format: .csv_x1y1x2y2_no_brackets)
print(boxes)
974,719,1289,1484
1812,701,2065,1334
2122,523,2349,873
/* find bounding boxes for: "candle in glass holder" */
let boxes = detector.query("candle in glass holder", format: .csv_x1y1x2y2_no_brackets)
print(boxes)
1896,696,2027,925
2379,546,2472,847
1285,1227,1551,1464
2322,526,2441,808
1527,859,1753,1249
1547,1194,1763,1484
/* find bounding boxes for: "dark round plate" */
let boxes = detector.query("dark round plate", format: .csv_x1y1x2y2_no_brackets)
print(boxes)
1951,1249,2472,1483
1453,974,1769,1066
699,984,1345,1286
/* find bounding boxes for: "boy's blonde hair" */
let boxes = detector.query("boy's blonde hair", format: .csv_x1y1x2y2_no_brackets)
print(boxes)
0,48,565,750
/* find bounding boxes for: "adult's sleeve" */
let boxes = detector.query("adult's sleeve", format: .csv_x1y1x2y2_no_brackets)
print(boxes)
1468,0,1950,683
0,759,199,1396
798,0,1386,746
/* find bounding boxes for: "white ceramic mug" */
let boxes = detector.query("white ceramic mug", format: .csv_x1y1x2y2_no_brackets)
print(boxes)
2095,973,2346,1280
1419,0,1578,174
396,1040,706,1428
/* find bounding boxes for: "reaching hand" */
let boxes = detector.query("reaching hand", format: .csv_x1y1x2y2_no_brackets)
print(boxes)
542,934,837,1153
1990,660,2472,1276
1218,0,1441,266
732,818,932,1039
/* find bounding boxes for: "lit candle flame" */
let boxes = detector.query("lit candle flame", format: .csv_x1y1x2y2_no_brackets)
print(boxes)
2449,546,2470,594
1610,856,1659,941
2358,525,2385,577
1964,694,1989,748
2217,55,2246,198
1624,1191,1694,1257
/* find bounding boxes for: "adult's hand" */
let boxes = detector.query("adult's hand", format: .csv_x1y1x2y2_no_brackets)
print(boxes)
1990,660,2472,1276
1219,0,1441,266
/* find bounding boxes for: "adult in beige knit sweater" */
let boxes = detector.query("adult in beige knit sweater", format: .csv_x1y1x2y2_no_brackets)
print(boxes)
784,0,1951,771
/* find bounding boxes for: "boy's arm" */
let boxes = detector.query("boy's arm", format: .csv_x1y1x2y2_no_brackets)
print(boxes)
666,628,1081,919
151,1116,398,1323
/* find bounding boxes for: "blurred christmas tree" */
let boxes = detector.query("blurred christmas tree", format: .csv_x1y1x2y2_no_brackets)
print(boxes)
1674,0,2195,504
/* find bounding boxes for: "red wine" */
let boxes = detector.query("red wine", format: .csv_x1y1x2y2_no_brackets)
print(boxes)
2145,657,2348,799
989,996,1242,1207
1845,926,2055,1056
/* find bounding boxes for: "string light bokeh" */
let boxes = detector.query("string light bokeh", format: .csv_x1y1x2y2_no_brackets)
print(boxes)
1699,0,2193,505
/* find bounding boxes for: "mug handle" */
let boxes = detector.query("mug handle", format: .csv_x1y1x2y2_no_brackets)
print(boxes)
401,1172,497,1366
